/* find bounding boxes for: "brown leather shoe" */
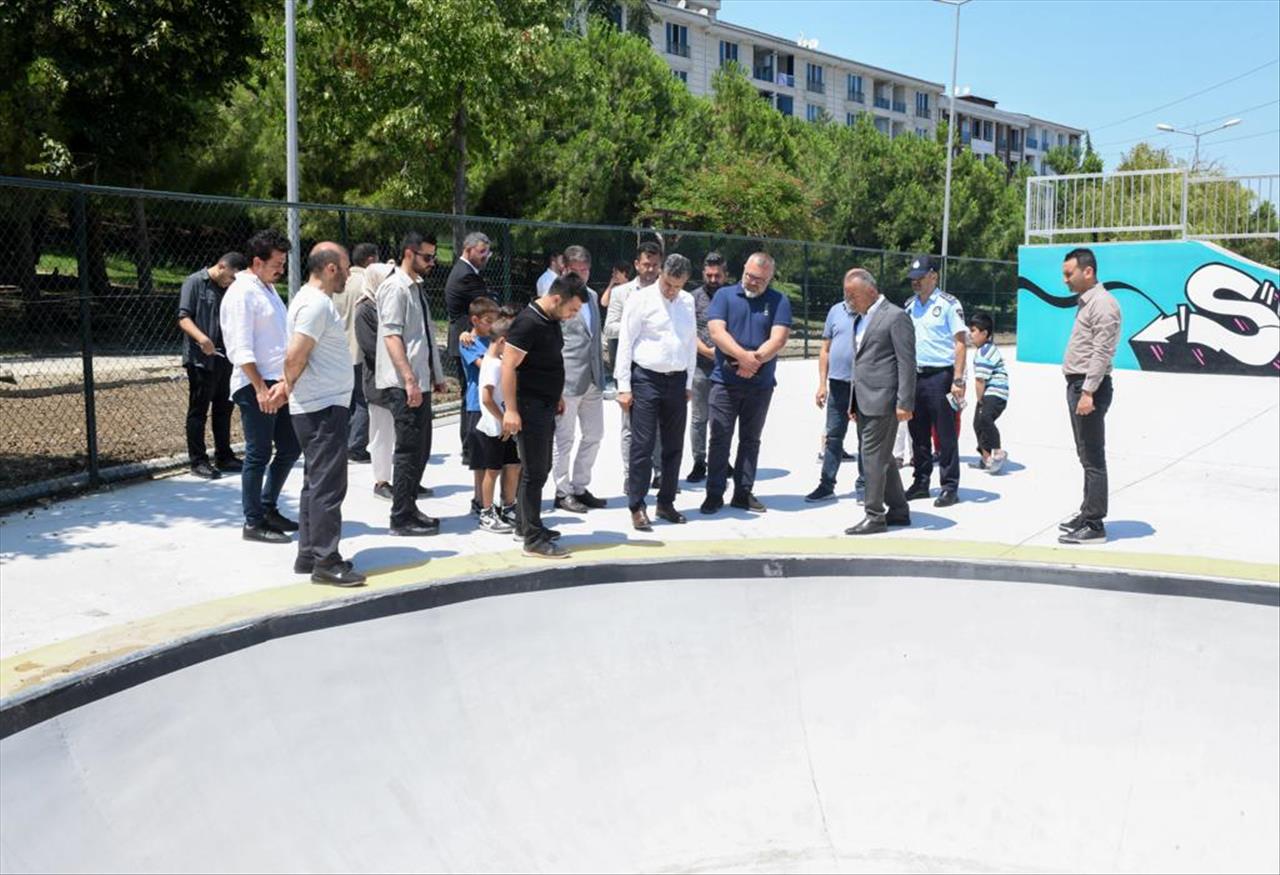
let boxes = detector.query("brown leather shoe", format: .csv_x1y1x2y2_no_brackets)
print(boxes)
631,507,653,532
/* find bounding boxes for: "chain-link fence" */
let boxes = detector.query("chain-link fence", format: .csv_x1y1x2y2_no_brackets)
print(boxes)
0,176,1017,506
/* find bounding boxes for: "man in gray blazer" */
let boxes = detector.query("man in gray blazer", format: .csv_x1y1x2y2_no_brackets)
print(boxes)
843,268,917,535
552,245,608,513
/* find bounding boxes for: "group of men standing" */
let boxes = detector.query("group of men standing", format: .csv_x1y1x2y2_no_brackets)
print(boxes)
178,233,1120,575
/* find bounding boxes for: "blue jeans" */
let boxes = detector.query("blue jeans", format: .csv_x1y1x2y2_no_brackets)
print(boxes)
819,379,864,490
233,382,302,526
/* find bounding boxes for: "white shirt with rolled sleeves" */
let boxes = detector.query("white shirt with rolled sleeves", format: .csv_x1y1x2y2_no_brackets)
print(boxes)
219,269,288,399
906,288,966,368
286,285,355,415
613,282,698,393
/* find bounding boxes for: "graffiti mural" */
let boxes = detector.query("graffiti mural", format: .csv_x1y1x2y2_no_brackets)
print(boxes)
1017,241,1280,377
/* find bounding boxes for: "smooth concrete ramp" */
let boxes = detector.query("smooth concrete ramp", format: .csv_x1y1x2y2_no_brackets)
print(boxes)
2,566,1278,873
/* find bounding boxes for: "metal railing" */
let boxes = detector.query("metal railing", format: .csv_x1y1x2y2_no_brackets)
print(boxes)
0,176,1017,506
892,101,907,114
915,107,931,119
1025,168,1280,243
775,72,795,88
666,40,690,57
806,79,825,94
847,90,864,103
873,96,891,110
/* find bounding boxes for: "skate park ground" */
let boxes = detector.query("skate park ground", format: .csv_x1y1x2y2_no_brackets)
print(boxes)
0,354,1277,873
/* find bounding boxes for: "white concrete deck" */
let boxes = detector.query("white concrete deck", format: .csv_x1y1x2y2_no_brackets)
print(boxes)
1,354,1277,663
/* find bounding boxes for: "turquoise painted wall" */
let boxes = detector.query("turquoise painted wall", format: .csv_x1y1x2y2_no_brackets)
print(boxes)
1017,241,1279,376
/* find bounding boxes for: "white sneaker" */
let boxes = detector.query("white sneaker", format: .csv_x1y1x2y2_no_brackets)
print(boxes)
986,450,1007,475
478,507,513,534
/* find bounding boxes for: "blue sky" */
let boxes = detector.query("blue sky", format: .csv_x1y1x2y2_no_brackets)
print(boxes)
719,0,1280,174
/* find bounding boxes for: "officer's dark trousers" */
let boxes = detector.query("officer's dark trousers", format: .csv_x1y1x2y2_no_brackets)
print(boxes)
1066,374,1112,523
909,367,959,491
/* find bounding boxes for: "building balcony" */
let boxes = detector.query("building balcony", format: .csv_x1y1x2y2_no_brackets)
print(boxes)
753,67,774,83
873,96,891,110
806,80,825,94
892,101,907,114
775,72,795,87
666,41,690,58
1027,137,1039,150
997,138,1008,151
847,90,864,103
915,107,931,119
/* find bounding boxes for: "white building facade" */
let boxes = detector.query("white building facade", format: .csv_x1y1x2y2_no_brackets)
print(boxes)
641,0,1083,175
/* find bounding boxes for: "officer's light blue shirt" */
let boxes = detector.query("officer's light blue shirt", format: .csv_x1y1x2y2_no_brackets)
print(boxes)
822,301,856,383
907,288,966,368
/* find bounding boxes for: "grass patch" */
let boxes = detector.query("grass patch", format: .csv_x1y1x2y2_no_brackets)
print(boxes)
37,253,192,291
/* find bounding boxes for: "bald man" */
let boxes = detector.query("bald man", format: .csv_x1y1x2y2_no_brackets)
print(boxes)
282,242,365,586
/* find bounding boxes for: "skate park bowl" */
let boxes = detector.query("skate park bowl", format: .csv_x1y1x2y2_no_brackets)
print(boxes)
1,556,1278,874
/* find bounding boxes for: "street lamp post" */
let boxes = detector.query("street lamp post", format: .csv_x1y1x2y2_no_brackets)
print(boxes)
285,0,301,296
937,0,971,290
1155,118,1242,173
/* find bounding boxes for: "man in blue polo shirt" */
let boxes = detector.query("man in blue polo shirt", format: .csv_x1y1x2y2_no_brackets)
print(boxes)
903,255,967,507
805,273,864,503
701,252,792,514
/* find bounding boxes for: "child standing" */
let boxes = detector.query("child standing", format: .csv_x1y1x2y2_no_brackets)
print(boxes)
459,297,499,516
471,313,522,533
967,311,1009,474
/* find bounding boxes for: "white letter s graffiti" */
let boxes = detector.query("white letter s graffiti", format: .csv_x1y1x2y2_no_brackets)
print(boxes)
1182,264,1279,367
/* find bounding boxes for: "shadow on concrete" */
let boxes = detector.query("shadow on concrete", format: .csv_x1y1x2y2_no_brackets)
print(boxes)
956,487,1001,504
348,546,458,569
1103,520,1157,542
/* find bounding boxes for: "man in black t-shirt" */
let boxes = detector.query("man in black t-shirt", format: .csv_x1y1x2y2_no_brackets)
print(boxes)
501,274,588,558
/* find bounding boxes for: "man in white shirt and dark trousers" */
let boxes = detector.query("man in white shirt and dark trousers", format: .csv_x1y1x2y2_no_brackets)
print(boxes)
536,250,562,297
377,231,447,537
282,243,365,586
616,254,698,531
220,229,301,544
553,245,608,514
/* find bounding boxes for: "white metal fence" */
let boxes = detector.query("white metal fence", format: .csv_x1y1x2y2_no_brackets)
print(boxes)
1025,169,1280,243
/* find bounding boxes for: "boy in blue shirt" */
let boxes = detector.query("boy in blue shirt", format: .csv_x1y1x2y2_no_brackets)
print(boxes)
459,297,498,514
967,311,1009,474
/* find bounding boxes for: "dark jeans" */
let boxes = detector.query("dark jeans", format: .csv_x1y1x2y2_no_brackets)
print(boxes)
348,363,369,454
386,387,433,527
515,395,557,547
820,378,864,490
1067,375,1112,523
233,382,302,527
185,360,234,464
973,395,1007,453
909,367,959,491
706,382,774,499
292,405,350,567
627,366,688,510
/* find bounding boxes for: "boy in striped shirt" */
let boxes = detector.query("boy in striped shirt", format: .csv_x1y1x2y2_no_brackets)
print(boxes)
967,312,1009,474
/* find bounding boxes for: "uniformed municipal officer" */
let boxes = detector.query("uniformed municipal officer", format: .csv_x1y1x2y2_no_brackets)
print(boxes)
903,255,966,507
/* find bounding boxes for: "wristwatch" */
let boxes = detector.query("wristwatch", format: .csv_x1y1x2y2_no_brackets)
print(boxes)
952,379,964,387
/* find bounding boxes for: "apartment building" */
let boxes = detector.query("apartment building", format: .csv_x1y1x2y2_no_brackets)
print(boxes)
640,0,1084,175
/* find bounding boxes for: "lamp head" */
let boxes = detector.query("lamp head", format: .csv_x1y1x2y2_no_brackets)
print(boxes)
1155,123,1175,132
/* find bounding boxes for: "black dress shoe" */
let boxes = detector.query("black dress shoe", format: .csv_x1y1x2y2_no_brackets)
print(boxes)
347,449,371,463
886,512,911,527
373,482,393,500
699,494,724,515
414,510,441,529
215,456,243,473
631,507,653,532
904,482,931,501
655,503,686,524
845,517,887,535
523,539,569,559
1059,522,1106,544
1058,512,1085,532
263,509,299,532
575,490,607,509
685,460,707,483
243,523,290,544
417,485,434,497
730,492,766,512
293,555,315,574
312,562,367,587
933,489,958,508
191,460,221,480
555,494,589,513
841,450,858,462
390,521,438,537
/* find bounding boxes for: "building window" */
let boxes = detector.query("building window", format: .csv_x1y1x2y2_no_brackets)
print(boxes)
665,23,689,57
960,118,971,144
916,127,928,139
776,94,794,116
846,74,863,102
805,63,825,94
806,103,823,122
915,92,930,118
718,40,738,67
874,116,890,135
982,120,993,141
673,70,688,83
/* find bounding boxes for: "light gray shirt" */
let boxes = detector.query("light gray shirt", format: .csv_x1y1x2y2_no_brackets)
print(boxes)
287,285,355,415
375,268,444,390
1062,283,1121,393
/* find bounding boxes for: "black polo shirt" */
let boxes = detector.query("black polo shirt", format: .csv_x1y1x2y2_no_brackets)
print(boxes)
506,301,564,403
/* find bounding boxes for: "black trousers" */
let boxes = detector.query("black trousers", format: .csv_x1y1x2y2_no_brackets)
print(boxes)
973,395,1007,453
627,366,687,510
706,382,774,499
185,359,234,464
386,387,433,527
515,395,557,547
909,367,960,491
455,355,473,465
292,405,350,567
1067,375,1112,523
348,363,369,453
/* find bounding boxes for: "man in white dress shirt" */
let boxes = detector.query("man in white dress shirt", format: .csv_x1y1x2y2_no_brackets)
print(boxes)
220,228,302,544
535,250,563,297
615,253,698,531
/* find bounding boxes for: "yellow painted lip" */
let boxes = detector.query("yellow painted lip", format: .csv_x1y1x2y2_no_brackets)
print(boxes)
2,537,1275,701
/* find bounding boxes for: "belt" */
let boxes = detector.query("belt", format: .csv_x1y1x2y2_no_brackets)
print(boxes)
917,365,953,377
635,364,686,377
